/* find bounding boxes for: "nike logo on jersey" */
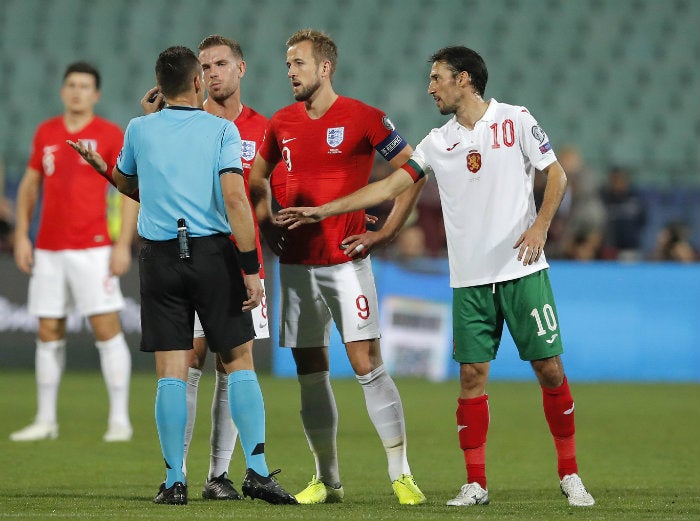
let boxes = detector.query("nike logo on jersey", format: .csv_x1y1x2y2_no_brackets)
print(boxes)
356,321,371,330
457,424,468,432
564,403,575,415
258,321,268,329
281,137,296,144
545,334,559,344
446,142,460,151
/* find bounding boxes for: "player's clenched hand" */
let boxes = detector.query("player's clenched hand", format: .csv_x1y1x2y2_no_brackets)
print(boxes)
276,206,323,230
67,139,108,174
242,274,263,311
14,235,34,274
513,222,548,265
141,86,165,114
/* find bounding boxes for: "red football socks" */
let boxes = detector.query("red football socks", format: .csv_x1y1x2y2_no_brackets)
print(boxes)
457,395,489,489
542,377,578,479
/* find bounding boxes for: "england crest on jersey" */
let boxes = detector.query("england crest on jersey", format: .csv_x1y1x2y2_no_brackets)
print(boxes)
241,140,256,161
327,127,344,148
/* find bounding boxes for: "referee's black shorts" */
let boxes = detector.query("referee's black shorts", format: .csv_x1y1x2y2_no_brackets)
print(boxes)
138,234,254,353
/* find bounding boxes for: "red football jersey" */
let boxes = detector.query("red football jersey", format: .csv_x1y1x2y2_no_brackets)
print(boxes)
260,96,395,265
28,115,123,250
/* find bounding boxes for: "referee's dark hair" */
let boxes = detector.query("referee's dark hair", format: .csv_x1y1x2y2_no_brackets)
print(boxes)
155,46,201,98
430,46,488,98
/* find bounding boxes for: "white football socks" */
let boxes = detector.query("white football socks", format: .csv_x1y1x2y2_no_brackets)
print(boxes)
35,338,66,424
183,366,202,475
95,332,132,428
356,364,410,481
298,371,341,486
209,370,238,479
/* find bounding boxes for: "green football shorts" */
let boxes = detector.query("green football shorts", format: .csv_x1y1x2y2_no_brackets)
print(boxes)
452,269,564,363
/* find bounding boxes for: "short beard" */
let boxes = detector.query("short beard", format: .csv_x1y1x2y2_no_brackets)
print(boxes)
293,79,321,102
209,85,236,103
438,103,456,116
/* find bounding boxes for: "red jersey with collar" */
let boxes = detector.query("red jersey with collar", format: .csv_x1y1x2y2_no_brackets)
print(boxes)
28,115,123,250
260,96,395,265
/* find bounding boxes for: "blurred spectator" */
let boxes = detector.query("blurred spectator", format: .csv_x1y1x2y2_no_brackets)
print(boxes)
0,200,13,253
564,226,621,261
394,225,426,259
564,227,606,261
535,145,606,259
415,177,447,257
384,223,447,273
650,221,698,262
600,166,647,261
0,158,15,253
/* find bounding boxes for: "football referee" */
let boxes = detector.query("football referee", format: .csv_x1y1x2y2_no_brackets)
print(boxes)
72,46,296,506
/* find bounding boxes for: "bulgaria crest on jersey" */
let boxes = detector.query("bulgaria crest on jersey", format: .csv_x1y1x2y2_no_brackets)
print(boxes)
241,140,256,161
326,127,345,148
467,150,482,173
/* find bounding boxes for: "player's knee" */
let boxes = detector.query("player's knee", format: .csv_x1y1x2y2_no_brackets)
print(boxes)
293,348,329,374
37,321,66,342
190,338,207,369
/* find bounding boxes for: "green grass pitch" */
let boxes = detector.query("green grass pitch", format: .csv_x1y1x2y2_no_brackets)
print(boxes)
0,370,698,520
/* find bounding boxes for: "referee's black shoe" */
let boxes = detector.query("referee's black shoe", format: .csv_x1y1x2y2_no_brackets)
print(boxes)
153,481,188,505
203,472,243,500
241,468,297,504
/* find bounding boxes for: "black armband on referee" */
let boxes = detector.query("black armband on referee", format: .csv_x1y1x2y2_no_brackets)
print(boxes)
239,248,260,275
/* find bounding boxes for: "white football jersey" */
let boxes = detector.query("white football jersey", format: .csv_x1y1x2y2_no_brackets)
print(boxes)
412,99,557,287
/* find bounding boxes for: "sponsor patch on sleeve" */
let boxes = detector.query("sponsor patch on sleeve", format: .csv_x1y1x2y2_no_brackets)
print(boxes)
539,141,552,154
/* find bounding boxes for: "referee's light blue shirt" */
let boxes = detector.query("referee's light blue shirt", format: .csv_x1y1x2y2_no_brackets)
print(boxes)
117,106,243,241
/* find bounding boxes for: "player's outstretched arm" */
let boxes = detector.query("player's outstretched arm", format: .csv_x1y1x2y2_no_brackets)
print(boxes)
278,167,417,230
66,140,141,202
67,139,108,175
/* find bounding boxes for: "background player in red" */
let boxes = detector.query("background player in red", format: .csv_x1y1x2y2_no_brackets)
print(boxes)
249,29,426,505
11,62,138,443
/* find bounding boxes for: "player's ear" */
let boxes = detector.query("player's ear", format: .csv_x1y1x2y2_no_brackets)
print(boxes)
321,59,332,79
238,60,247,78
457,70,470,88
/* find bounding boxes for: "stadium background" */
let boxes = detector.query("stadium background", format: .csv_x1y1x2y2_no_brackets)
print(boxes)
0,0,699,381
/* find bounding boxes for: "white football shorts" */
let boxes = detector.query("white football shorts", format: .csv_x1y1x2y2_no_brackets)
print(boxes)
279,256,381,348
28,246,125,318
193,279,270,340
